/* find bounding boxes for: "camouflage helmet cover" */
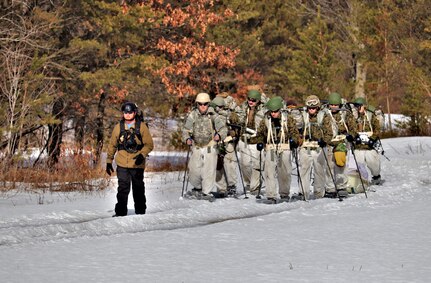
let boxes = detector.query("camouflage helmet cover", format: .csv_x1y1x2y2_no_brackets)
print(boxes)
196,92,211,103
305,95,321,107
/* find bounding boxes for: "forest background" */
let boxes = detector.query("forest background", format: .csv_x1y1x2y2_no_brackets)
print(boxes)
0,0,430,189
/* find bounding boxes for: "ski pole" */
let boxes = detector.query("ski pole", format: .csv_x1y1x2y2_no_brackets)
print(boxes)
293,147,306,201
321,146,343,202
376,138,390,161
233,141,248,199
349,141,368,198
221,146,230,194
181,145,191,197
256,143,264,199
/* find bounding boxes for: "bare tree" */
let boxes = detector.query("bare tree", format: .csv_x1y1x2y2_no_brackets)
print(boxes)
0,11,58,163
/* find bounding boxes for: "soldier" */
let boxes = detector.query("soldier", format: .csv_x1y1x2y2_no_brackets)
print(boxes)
256,96,300,203
216,91,238,112
324,92,358,198
298,95,333,200
182,93,227,200
236,89,267,195
106,102,154,217
211,96,240,197
352,97,383,186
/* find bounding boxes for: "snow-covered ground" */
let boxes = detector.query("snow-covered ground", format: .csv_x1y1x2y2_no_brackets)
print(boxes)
0,137,430,282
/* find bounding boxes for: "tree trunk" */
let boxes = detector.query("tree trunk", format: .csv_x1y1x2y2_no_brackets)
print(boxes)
354,61,367,99
94,90,106,165
74,109,87,153
47,98,64,168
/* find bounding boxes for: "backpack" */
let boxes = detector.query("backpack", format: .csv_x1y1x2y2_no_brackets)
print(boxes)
372,108,385,131
316,107,348,138
118,118,144,153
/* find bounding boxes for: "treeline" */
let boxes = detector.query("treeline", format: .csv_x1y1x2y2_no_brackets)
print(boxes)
0,0,430,169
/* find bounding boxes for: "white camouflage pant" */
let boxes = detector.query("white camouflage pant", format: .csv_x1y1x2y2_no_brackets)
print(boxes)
264,149,292,199
324,147,349,192
298,147,326,199
238,140,264,194
188,145,217,195
215,142,238,192
353,149,381,178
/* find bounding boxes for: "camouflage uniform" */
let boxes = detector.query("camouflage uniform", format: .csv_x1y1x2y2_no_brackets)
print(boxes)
217,92,238,112
214,107,240,195
256,111,300,200
354,108,382,182
236,101,266,194
298,110,333,199
182,107,227,195
325,109,357,194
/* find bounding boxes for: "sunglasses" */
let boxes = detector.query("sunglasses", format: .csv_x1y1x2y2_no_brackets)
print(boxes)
197,102,209,106
270,110,279,113
123,111,135,114
248,98,257,102
308,106,318,110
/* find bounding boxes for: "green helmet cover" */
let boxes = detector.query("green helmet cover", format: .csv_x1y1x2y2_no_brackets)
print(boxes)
266,96,284,111
247,89,261,101
211,96,225,107
367,104,376,113
328,92,342,105
354,97,366,105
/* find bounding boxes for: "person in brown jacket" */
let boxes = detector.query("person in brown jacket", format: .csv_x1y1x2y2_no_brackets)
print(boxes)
106,102,154,217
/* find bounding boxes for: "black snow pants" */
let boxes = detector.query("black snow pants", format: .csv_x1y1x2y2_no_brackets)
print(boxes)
115,166,147,216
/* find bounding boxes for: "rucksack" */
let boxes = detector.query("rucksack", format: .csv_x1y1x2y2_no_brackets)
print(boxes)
118,118,144,153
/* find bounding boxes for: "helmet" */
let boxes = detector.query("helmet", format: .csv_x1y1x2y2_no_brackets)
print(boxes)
305,95,321,107
266,96,284,111
121,102,137,113
354,97,366,105
196,92,211,103
367,104,376,113
328,92,342,105
247,89,261,101
212,96,225,107
218,92,229,98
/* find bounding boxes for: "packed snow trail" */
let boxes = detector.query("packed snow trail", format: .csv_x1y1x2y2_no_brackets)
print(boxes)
0,196,327,246
0,137,430,247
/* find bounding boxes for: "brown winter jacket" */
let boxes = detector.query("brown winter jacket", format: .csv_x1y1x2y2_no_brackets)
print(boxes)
106,120,154,169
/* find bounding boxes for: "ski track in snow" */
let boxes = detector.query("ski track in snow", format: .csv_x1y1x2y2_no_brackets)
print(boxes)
0,137,430,247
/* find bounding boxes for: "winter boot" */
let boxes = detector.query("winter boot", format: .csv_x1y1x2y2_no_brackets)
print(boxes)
261,197,277,204
279,195,290,203
337,189,349,198
227,185,237,197
371,175,382,185
290,193,304,201
212,191,227,198
324,191,338,198
184,188,202,199
200,193,216,202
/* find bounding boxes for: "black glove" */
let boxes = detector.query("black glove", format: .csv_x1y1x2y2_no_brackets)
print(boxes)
355,135,362,145
346,134,354,142
368,138,376,149
289,139,298,149
318,139,326,148
106,163,114,176
133,154,145,165
256,143,264,151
